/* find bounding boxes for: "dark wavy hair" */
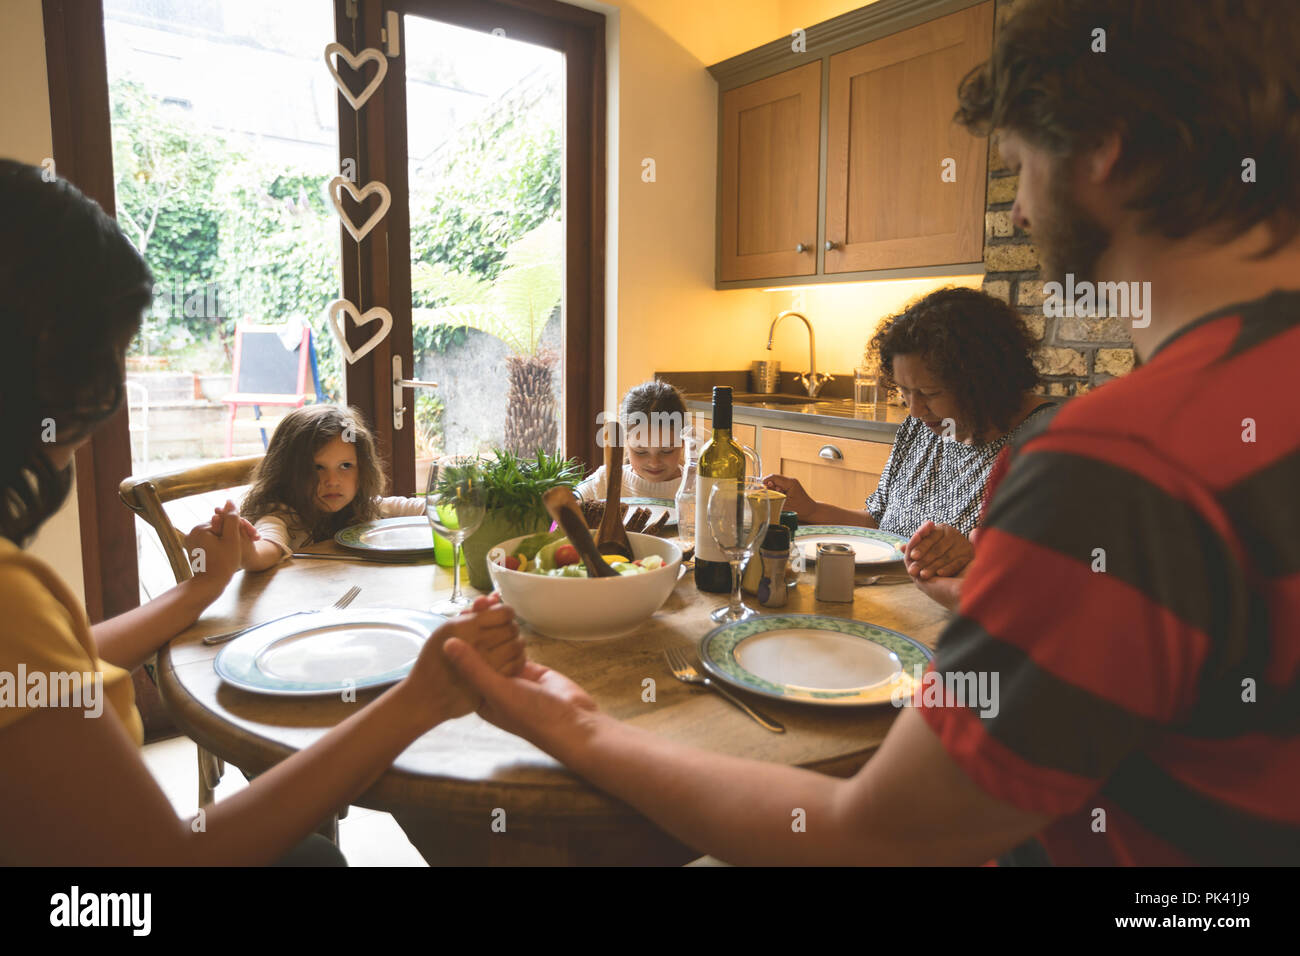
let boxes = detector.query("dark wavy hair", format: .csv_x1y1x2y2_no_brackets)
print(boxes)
955,0,1300,255
0,160,153,545
869,287,1040,439
240,404,386,544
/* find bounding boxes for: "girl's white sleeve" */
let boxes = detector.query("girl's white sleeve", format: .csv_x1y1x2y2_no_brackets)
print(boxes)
574,467,606,501
377,495,428,517
253,514,296,561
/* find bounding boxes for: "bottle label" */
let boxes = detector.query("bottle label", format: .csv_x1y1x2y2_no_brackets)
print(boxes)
695,476,727,563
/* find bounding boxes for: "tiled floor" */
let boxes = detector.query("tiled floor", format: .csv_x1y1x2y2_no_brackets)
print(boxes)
141,735,428,866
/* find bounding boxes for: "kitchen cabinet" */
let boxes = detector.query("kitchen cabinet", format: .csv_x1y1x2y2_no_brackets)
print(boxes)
762,426,892,512
693,415,758,452
710,0,994,288
718,62,822,282
824,2,993,272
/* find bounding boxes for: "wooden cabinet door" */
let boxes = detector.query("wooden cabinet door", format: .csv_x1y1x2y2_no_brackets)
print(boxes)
763,427,892,512
719,62,822,281
693,415,758,454
824,2,992,273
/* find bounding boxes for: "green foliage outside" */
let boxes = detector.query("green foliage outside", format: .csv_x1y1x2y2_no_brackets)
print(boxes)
109,64,561,433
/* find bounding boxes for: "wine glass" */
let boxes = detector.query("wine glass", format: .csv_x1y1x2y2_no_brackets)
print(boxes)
706,477,773,623
424,457,486,611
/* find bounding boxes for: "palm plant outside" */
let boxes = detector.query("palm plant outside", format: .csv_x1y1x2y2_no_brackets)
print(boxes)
413,217,563,456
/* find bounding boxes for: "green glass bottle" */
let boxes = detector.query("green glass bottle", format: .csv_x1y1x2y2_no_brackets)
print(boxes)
694,386,747,593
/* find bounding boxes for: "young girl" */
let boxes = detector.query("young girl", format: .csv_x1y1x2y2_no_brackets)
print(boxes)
576,380,690,500
232,404,426,571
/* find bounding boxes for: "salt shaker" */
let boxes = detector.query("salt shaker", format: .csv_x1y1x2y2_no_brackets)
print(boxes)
814,542,855,603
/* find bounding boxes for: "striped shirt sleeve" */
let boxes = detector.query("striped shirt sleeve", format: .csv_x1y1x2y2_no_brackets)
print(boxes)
917,429,1246,817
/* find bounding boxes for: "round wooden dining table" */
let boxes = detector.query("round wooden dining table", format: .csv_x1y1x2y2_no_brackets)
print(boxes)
157,540,953,866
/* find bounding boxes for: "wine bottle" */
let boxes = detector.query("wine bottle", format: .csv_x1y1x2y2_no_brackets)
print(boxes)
694,386,747,593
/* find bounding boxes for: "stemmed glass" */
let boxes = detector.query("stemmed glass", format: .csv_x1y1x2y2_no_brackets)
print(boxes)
424,457,486,611
706,477,773,623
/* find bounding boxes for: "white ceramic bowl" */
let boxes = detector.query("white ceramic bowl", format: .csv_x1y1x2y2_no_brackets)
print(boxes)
486,532,683,641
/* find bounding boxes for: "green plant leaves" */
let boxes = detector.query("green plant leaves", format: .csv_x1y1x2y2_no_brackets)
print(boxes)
473,448,583,526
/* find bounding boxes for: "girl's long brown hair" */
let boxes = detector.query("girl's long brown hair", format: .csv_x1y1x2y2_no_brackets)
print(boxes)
241,405,386,544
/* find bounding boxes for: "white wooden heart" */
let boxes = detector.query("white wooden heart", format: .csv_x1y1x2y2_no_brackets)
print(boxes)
328,176,391,243
323,42,388,111
326,299,393,364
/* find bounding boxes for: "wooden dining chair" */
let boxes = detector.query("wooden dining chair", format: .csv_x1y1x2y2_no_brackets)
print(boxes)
119,455,264,808
120,455,348,843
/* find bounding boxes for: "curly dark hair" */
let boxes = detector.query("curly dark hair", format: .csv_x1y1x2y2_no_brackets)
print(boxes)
869,287,1040,439
955,0,1299,256
240,404,387,545
0,159,153,545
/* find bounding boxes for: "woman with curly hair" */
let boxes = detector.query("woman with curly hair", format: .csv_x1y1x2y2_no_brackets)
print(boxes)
765,287,1055,582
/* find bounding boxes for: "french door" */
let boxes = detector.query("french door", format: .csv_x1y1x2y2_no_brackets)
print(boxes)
43,0,603,620
340,0,605,496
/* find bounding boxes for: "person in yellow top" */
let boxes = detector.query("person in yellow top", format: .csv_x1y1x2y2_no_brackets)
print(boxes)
0,159,526,865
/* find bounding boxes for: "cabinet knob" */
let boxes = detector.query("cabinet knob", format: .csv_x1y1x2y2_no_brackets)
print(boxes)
795,242,810,253
825,240,840,251
818,444,843,460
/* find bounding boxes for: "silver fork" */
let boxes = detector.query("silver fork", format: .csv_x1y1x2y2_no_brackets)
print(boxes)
664,647,785,733
203,586,362,645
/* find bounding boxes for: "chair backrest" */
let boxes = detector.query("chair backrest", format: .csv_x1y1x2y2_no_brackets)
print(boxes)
119,456,264,584
230,323,312,399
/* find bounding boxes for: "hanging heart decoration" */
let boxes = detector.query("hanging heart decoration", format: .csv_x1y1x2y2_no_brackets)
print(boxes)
327,176,391,243
323,42,388,110
326,299,393,364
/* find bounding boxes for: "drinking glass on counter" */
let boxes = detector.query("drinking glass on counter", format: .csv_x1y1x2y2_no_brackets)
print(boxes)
706,478,774,623
854,366,884,407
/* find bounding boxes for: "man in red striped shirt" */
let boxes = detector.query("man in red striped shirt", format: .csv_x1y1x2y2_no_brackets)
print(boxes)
443,0,1300,865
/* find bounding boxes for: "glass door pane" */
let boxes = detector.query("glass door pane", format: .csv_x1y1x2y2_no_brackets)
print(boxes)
403,15,564,484
102,0,345,599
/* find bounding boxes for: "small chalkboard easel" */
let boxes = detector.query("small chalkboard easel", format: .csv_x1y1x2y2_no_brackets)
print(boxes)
221,323,323,454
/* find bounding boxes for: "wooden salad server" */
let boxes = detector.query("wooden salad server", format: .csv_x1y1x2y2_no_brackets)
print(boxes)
543,486,620,578
595,419,634,559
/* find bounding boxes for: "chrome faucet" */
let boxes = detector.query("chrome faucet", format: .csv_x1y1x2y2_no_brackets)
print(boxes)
767,310,833,398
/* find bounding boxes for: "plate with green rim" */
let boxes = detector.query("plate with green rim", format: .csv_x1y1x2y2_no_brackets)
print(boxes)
794,525,907,567
335,516,436,558
698,613,932,706
215,607,448,696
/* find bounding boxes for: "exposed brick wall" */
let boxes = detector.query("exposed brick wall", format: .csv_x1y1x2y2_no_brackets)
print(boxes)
979,0,1136,396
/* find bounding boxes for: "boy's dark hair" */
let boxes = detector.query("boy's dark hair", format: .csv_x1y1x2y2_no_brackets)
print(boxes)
870,287,1040,439
956,0,1299,255
241,404,386,543
0,160,154,545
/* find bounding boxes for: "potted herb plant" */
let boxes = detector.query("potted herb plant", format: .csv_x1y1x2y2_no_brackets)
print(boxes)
459,448,583,591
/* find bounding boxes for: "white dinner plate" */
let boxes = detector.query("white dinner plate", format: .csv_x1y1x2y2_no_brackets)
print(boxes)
335,516,436,557
698,614,931,706
214,607,446,696
794,525,907,566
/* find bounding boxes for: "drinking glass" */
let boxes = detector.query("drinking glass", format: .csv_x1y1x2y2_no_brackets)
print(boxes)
854,366,883,407
424,457,486,611
706,477,773,623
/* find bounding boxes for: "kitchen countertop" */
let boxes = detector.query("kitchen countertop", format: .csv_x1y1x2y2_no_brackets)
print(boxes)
683,393,909,443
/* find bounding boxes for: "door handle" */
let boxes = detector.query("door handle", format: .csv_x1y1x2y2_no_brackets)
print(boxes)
392,355,438,430
818,444,843,460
